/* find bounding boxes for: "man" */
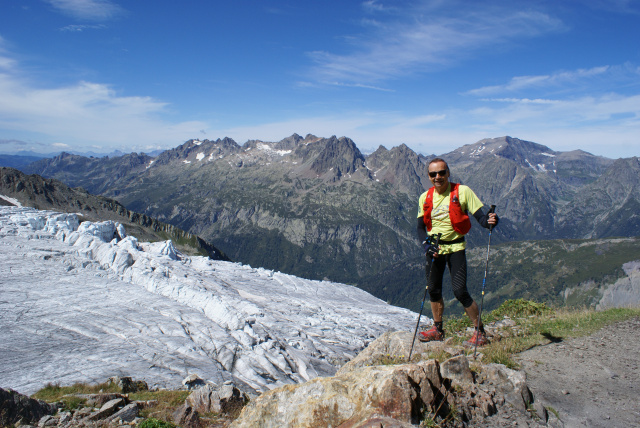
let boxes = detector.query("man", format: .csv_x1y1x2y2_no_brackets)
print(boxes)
417,157,498,346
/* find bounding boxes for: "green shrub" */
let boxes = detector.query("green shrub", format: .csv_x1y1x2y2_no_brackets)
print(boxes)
138,418,176,428
488,298,552,320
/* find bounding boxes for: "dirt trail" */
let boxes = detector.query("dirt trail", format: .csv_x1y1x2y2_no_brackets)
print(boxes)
516,317,640,427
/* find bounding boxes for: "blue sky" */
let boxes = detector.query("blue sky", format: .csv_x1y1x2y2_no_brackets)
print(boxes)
1,0,639,158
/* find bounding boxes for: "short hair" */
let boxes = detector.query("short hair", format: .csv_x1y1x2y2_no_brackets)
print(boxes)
428,157,450,172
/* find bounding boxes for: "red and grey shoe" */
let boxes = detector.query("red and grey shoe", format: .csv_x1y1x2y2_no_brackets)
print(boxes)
465,330,488,347
418,325,445,342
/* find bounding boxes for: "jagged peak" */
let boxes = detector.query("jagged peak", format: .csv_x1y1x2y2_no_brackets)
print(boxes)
388,143,417,157
472,136,555,155
55,152,77,160
443,136,561,173
309,135,366,177
274,133,305,150
153,137,240,165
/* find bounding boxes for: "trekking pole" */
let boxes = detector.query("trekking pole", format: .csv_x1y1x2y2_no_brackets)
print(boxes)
408,233,441,362
474,205,496,359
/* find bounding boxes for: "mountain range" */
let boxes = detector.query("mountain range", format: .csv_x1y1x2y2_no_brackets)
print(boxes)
14,134,640,312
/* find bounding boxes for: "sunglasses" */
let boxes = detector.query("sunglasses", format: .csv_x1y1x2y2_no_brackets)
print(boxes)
428,169,448,178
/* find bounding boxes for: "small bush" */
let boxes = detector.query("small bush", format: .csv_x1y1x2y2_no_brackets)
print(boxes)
59,395,87,412
138,418,176,428
445,315,472,333
488,298,552,320
132,390,190,421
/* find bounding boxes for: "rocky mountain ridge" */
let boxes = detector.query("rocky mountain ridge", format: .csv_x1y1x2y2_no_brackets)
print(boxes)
18,134,640,310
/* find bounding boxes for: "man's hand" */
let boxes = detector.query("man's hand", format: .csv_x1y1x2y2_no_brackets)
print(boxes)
423,238,439,258
487,212,498,226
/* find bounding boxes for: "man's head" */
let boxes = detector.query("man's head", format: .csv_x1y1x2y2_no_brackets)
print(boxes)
428,157,450,193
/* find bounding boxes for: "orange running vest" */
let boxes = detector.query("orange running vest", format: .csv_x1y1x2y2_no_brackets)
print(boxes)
422,182,472,235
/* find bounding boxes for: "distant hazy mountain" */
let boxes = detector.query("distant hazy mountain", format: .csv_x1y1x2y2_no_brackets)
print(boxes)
0,154,47,169
0,148,162,170
20,134,640,311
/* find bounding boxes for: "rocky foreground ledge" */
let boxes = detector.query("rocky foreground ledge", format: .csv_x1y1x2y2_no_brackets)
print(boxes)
231,331,558,428
0,331,562,428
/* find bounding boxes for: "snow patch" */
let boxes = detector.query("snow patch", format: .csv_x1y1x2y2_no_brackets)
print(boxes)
469,145,486,156
0,194,21,206
196,152,205,161
257,143,292,156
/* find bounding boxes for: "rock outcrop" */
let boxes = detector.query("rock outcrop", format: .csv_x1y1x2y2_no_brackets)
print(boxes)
173,382,250,427
0,387,57,427
230,332,546,427
597,260,640,310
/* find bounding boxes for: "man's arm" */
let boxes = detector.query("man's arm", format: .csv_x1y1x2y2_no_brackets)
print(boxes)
472,207,499,229
417,217,428,242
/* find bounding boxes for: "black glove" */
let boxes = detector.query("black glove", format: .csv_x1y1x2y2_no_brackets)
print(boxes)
422,236,440,258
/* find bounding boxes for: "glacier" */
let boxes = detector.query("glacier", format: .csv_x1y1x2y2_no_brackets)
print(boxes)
0,205,423,395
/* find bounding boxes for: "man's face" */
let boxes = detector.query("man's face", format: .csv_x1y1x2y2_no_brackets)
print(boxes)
428,161,449,190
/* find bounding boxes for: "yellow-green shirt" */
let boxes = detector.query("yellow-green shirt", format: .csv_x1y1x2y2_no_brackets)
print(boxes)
417,184,484,254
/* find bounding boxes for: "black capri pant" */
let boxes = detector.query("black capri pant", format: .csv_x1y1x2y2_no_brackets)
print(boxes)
426,249,474,308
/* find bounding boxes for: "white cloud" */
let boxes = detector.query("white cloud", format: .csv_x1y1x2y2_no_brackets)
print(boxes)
60,24,108,32
470,94,640,125
44,0,124,21
362,1,387,13
466,66,614,96
0,57,208,153
0,38,17,71
0,56,16,71
307,3,564,85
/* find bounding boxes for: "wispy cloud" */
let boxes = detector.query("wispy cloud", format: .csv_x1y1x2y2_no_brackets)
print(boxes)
472,93,640,124
307,2,564,85
0,38,15,71
466,66,616,96
361,0,392,13
481,98,561,105
60,24,108,32
0,56,17,71
0,53,207,152
44,0,124,21
0,138,32,147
